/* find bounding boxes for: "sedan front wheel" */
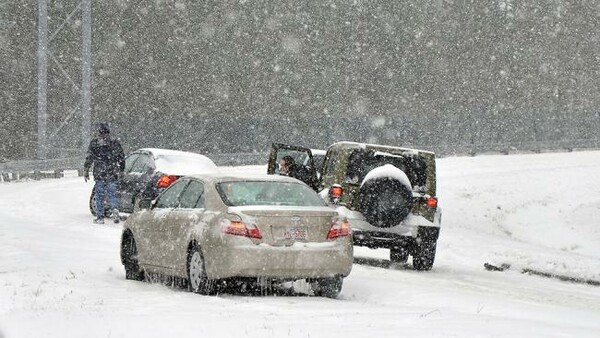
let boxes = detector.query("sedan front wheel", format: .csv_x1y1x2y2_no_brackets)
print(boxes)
89,186,111,217
132,194,143,213
121,235,143,281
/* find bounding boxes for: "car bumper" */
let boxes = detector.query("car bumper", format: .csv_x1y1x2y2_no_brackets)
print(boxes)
352,230,415,249
353,226,440,250
337,206,442,249
205,239,353,280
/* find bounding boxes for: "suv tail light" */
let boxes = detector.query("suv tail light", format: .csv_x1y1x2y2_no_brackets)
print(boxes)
222,220,262,239
157,175,178,188
327,218,351,240
328,184,344,204
426,197,438,209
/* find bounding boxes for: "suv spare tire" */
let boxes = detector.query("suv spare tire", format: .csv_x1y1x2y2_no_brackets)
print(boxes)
359,176,413,227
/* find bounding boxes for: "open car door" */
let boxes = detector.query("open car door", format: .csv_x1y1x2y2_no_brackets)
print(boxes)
267,143,321,191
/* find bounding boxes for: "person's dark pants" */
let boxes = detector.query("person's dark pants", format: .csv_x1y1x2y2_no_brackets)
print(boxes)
95,180,118,218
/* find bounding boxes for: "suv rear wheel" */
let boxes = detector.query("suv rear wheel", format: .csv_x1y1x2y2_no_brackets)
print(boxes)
412,239,436,271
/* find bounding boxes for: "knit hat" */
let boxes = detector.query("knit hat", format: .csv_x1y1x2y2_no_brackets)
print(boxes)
98,122,110,134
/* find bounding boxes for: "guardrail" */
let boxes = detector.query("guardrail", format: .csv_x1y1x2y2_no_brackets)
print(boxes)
0,157,83,182
411,138,600,157
1,139,598,183
208,152,269,166
0,153,269,182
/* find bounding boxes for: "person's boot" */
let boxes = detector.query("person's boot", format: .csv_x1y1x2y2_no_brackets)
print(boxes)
93,217,105,224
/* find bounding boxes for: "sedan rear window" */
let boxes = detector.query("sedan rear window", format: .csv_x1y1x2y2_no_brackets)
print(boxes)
216,181,327,207
154,154,218,176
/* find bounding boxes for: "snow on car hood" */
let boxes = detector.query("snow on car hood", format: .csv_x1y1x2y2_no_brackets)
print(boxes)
361,164,412,189
154,154,219,176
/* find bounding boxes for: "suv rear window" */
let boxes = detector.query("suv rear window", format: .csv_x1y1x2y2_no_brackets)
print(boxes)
216,181,327,207
345,149,427,187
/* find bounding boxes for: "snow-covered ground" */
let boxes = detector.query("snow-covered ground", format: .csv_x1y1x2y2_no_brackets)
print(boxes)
1,151,599,337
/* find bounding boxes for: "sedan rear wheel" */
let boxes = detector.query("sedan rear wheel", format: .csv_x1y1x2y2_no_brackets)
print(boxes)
187,246,216,295
311,276,343,298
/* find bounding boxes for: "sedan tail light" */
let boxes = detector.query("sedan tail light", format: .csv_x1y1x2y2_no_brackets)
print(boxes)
327,218,351,240
157,175,178,188
221,220,262,239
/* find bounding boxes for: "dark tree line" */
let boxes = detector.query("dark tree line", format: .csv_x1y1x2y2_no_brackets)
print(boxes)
1,0,599,160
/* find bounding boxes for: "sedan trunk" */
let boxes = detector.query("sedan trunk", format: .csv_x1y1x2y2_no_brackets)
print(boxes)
228,206,339,246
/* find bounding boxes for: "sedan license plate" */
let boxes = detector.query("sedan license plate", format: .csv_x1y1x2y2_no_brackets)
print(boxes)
282,227,307,241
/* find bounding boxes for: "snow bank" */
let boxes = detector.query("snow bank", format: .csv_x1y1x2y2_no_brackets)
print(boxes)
1,151,599,337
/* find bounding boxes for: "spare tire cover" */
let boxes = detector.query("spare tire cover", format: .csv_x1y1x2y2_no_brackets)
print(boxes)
359,176,413,228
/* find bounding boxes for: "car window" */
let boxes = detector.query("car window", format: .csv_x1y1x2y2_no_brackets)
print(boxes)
322,148,338,178
124,154,140,173
154,154,218,175
154,180,189,208
130,154,154,174
275,149,311,175
179,180,205,209
312,154,325,173
216,181,327,207
345,150,426,186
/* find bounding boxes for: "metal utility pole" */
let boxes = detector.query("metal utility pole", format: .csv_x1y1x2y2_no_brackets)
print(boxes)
36,0,92,160
82,0,92,154
37,0,48,160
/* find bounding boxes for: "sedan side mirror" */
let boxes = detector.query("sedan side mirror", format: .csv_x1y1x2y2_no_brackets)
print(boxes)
138,198,153,210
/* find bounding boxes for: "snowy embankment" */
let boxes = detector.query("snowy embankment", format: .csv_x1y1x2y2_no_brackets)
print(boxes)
1,151,599,338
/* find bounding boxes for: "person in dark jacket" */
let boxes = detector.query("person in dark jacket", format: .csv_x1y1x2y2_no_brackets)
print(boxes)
278,155,296,177
83,122,125,224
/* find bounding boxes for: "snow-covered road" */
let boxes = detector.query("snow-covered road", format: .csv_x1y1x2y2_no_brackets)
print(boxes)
1,151,599,337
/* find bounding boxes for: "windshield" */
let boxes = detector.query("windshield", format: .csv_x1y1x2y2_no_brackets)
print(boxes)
216,181,327,207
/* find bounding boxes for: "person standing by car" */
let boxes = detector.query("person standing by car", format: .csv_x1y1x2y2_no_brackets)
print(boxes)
83,122,125,224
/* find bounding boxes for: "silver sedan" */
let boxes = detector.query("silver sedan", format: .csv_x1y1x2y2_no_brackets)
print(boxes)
120,173,353,298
